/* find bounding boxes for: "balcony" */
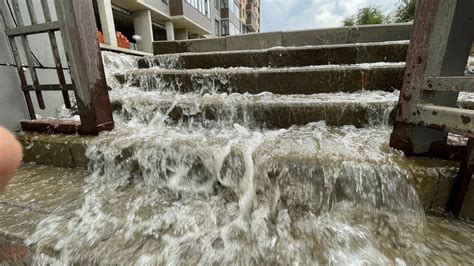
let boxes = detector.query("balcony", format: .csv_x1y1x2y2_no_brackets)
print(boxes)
245,10,257,32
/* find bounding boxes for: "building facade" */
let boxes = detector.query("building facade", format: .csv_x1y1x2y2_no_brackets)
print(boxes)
95,0,261,54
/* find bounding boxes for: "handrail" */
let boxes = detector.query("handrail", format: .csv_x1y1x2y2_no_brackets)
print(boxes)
0,0,114,135
390,0,474,217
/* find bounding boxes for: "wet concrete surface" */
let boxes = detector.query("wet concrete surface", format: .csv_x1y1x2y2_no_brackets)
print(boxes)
0,164,87,251
0,163,473,264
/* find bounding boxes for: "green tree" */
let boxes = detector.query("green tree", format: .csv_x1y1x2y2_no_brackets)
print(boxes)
393,0,417,23
343,7,388,26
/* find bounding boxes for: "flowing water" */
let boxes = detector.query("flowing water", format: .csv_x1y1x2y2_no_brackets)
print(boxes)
26,52,474,265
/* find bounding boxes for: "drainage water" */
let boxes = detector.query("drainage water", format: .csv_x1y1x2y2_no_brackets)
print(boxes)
27,52,474,265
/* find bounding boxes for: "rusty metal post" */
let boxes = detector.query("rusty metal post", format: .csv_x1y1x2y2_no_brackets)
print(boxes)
54,0,114,135
446,139,474,217
390,0,474,156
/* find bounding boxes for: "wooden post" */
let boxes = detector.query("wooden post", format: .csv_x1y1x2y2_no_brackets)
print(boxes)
54,0,114,134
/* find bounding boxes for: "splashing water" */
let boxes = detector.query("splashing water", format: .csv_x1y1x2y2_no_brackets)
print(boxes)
26,52,474,265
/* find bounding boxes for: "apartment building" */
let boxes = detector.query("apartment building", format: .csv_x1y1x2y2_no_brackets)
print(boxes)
218,0,260,36
240,0,260,34
95,0,260,54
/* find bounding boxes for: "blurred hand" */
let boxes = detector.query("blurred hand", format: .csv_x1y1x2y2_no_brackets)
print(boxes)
0,127,23,192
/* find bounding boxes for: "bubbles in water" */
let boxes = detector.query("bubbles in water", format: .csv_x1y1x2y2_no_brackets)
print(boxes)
25,52,474,265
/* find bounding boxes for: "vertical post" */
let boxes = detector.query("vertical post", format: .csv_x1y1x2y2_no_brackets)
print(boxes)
165,21,175,41
40,0,72,109
390,0,474,156
133,10,154,53
446,139,474,217
54,0,114,135
97,0,118,47
11,0,46,109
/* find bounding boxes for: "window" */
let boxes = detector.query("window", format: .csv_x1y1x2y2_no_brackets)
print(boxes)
221,0,228,9
204,0,209,16
214,0,219,9
221,0,239,17
221,20,229,36
221,20,239,36
186,0,211,18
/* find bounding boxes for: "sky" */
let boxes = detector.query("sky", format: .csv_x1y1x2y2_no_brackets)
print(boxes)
260,0,399,32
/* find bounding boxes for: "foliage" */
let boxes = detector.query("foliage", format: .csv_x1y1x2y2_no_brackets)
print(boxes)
342,6,388,26
393,0,417,23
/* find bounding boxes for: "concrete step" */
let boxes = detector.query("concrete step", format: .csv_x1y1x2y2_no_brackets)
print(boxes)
154,23,412,54
13,130,473,219
110,91,398,129
139,42,408,69
116,64,405,95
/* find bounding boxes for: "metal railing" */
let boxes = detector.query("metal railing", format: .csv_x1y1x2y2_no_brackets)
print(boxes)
390,0,474,217
0,0,114,135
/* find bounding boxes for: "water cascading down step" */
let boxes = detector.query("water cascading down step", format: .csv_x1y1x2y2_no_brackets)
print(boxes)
3,31,474,265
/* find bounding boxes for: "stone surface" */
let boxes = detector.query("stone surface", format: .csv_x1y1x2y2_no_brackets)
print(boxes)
348,23,412,43
142,42,409,69
153,23,412,54
182,50,269,69
281,27,350,47
17,133,93,169
111,95,397,129
356,43,408,64
0,164,88,263
153,41,187,54
119,65,405,94
19,134,74,168
181,37,227,53
0,241,30,265
226,32,282,51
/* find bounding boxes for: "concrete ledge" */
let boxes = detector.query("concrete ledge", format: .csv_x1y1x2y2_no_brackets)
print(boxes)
9,135,474,219
181,38,227,53
100,43,152,56
281,27,350,47
348,23,412,43
226,32,282,51
119,65,405,94
112,95,397,129
154,23,413,54
153,41,188,54
17,133,93,169
141,42,408,69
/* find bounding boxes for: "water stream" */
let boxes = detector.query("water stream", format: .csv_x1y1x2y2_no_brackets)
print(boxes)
26,52,474,265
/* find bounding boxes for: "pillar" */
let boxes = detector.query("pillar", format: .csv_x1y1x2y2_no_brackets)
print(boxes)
97,0,117,47
133,10,154,53
165,21,175,41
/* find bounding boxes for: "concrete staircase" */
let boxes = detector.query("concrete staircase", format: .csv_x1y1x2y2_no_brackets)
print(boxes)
16,29,474,215
3,25,474,264
111,42,407,130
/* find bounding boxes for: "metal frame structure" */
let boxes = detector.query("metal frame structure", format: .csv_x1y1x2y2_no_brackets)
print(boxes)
390,0,474,216
0,0,114,135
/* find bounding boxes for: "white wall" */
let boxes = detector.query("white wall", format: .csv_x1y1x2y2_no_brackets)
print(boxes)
0,9,27,132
